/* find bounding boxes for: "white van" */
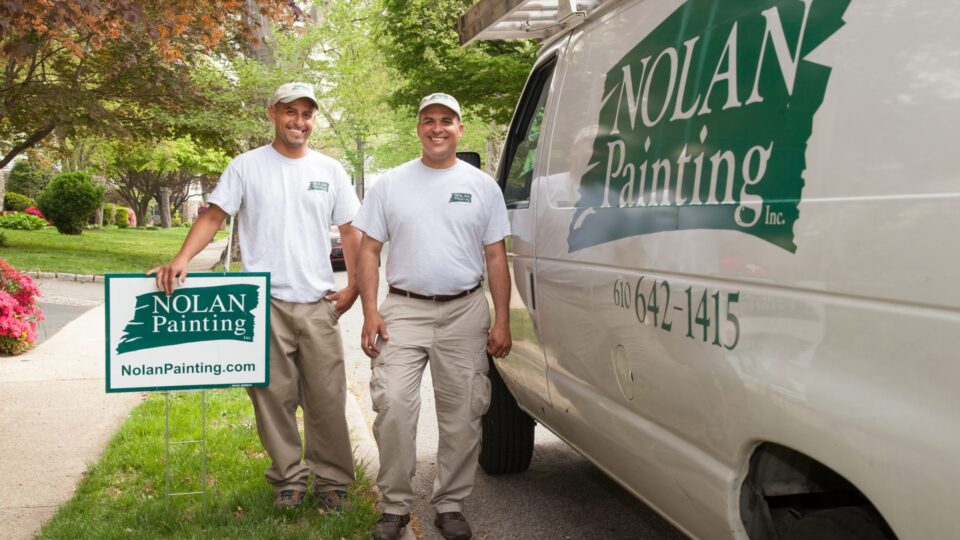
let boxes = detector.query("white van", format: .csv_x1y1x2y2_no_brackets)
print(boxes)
461,0,960,538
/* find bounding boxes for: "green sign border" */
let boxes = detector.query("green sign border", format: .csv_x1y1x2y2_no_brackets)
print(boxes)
104,272,271,393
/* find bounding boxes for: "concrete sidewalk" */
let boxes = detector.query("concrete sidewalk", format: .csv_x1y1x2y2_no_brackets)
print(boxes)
0,304,143,540
188,237,229,272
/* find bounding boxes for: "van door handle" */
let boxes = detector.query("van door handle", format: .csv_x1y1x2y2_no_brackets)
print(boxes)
528,272,537,311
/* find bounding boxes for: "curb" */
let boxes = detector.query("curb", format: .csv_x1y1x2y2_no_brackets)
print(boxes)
24,270,104,283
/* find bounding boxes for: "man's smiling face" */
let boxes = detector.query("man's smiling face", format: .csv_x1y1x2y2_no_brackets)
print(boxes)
417,104,464,168
269,98,316,153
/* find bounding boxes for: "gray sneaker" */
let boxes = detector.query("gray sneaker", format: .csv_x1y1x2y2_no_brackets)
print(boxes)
274,489,305,508
315,489,352,512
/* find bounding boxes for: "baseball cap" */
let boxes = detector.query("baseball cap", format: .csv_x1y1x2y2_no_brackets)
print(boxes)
271,82,318,108
418,93,461,119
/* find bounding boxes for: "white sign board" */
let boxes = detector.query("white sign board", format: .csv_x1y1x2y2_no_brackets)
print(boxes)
105,273,270,393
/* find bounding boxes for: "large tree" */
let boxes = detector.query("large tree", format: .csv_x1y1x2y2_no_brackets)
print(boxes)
376,0,538,126
104,137,228,227
0,0,303,169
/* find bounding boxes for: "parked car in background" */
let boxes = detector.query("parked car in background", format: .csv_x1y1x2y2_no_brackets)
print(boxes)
329,225,344,270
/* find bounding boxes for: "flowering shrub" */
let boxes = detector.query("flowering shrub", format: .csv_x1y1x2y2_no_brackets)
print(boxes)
127,208,137,227
0,257,43,355
24,206,45,220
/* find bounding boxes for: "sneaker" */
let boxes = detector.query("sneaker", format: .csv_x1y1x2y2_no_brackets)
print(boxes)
274,489,305,508
434,511,472,540
315,488,352,512
371,513,410,540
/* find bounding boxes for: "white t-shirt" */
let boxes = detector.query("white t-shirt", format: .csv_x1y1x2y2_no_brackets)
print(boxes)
207,145,360,303
353,158,510,296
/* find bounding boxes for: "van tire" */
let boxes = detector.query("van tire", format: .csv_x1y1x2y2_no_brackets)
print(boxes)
479,357,535,474
783,507,895,540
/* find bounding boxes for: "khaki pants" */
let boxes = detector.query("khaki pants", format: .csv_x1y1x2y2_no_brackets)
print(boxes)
246,297,355,494
371,290,492,515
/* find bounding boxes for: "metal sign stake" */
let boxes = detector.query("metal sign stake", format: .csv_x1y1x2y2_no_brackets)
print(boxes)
164,390,208,517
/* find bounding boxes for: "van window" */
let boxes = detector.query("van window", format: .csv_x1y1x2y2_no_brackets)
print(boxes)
500,57,556,208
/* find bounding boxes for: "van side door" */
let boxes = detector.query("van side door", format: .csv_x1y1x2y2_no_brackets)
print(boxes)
495,53,562,412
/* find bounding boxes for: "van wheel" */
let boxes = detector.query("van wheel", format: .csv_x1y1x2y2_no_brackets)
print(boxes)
783,507,895,540
478,357,535,474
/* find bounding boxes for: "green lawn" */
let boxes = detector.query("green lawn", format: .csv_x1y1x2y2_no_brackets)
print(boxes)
0,226,226,275
38,389,379,540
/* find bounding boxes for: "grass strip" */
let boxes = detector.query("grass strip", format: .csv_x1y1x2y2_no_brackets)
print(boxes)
37,389,379,539
0,226,226,275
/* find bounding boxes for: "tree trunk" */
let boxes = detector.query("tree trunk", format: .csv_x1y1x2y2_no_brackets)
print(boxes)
94,205,103,227
486,125,498,176
245,0,275,66
0,168,6,209
220,217,242,270
159,188,172,228
355,138,365,199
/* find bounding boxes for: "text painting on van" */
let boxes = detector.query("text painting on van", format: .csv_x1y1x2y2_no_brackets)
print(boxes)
568,0,849,253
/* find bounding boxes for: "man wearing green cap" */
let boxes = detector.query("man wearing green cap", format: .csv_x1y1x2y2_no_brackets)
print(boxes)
149,82,361,511
354,93,512,540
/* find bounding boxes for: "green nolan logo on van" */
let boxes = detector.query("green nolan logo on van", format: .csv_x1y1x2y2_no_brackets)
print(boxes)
449,192,472,203
308,181,329,192
568,0,849,254
116,285,260,354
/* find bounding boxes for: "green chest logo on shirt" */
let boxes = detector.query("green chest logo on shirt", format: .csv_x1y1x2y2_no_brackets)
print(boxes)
308,181,329,192
449,192,472,203
567,0,849,255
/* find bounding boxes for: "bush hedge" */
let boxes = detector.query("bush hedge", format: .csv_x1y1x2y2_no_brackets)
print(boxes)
3,192,34,212
115,206,131,228
103,203,116,226
36,172,105,235
0,213,47,231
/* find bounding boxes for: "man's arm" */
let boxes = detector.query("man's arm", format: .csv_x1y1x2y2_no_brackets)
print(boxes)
324,222,362,313
358,233,387,358
148,204,228,294
484,240,512,358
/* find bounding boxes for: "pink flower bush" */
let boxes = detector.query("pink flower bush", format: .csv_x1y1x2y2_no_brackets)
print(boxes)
24,206,45,220
0,257,43,355
127,208,136,227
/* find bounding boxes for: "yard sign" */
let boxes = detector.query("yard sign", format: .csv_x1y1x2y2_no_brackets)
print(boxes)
105,273,270,392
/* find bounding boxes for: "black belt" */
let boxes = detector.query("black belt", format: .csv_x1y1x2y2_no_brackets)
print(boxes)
388,283,482,302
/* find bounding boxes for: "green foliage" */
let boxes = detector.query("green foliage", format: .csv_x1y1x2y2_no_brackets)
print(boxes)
376,0,538,126
36,172,105,235
3,191,35,211
0,230,6,248
102,203,116,226
171,210,183,227
104,136,229,227
0,213,47,231
115,206,131,228
5,160,53,199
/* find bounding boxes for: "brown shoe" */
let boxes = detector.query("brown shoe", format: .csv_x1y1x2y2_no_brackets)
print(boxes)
273,489,305,508
371,513,410,540
315,489,352,512
434,511,472,540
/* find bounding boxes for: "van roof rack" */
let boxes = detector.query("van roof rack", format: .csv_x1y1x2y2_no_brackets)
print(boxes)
459,0,604,45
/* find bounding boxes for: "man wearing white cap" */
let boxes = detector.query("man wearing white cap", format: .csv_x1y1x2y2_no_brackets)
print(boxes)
149,82,362,511
353,93,512,540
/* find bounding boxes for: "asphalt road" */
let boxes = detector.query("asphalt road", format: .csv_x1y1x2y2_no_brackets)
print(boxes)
335,266,685,540
34,279,105,344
